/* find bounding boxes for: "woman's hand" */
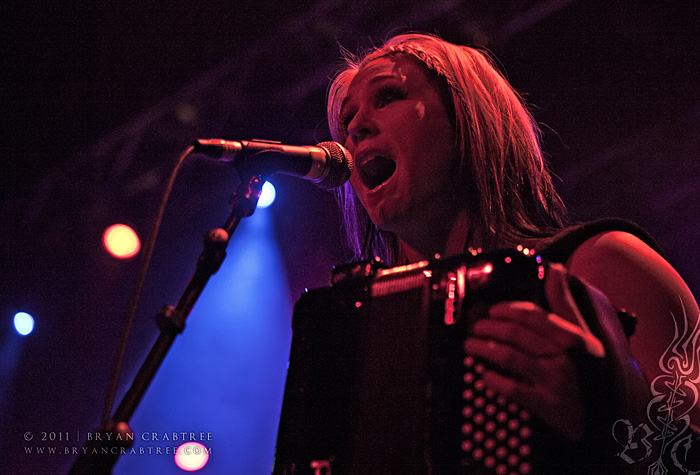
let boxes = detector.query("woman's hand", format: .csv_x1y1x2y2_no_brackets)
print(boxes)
463,266,592,441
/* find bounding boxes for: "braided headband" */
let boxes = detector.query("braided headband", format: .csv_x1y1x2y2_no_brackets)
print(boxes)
358,43,469,114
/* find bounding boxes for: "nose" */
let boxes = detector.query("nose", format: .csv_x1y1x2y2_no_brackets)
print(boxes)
347,109,376,144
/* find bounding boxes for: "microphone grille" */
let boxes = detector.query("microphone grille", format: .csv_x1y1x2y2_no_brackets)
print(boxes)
315,142,354,189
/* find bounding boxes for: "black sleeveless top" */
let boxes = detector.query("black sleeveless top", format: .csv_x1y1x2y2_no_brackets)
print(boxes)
539,217,665,264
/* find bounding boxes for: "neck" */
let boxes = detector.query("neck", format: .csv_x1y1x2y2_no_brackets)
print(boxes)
397,208,472,263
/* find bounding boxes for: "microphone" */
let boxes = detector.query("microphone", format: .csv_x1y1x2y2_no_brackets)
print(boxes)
192,138,353,190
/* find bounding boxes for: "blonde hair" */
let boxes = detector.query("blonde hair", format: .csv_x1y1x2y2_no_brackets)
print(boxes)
328,33,567,264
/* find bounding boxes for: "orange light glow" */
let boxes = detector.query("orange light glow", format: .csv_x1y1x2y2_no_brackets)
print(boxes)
103,224,141,259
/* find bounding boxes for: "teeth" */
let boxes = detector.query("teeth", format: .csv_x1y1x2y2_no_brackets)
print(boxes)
360,155,396,190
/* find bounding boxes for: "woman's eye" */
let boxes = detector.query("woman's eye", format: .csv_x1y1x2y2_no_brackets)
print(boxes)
337,85,406,135
339,112,354,134
376,86,406,108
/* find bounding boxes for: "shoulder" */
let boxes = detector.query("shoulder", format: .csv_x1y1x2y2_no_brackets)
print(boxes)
536,218,685,311
565,230,693,311
565,230,700,423
537,218,666,264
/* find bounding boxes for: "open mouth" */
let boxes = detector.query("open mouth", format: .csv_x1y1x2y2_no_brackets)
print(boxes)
359,156,396,190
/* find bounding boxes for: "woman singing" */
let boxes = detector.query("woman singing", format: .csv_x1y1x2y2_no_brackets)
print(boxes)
325,33,699,473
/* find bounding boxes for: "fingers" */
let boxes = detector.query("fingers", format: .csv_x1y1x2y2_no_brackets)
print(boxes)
479,368,536,410
464,337,542,384
478,301,587,354
469,318,560,358
465,301,586,391
463,299,588,440
464,333,585,440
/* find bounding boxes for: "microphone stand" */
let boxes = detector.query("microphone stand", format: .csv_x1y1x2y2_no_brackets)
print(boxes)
69,174,264,474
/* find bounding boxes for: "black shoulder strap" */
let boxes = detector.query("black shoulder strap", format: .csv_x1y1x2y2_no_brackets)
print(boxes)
539,218,666,264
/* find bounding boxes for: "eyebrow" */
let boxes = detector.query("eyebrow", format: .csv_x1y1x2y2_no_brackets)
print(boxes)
340,72,400,112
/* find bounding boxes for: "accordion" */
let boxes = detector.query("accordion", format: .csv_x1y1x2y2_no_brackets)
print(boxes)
273,248,635,474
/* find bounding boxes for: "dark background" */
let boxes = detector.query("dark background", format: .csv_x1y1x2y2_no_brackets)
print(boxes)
2,1,699,473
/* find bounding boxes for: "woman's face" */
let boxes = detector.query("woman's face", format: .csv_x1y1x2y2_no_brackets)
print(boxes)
339,54,458,238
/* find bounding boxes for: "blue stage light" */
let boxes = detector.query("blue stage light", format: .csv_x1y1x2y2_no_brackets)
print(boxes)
13,312,34,336
257,181,276,208
116,209,292,474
